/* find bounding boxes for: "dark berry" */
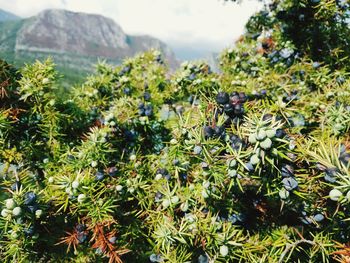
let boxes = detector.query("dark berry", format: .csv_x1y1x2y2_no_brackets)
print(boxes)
282,177,298,191
107,166,118,177
179,173,187,180
188,73,196,80
143,91,151,101
234,104,244,115
123,87,131,95
224,103,234,114
324,168,338,183
214,126,225,137
27,204,38,213
145,109,153,117
203,126,214,138
77,232,88,243
230,94,240,104
76,224,86,232
238,92,247,102
262,114,273,121
336,76,345,84
144,104,153,116
24,225,35,236
216,92,229,105
156,168,168,175
275,129,285,138
24,192,37,205
155,191,163,202
11,181,21,191
95,171,105,181
138,103,145,109
281,164,294,177
155,54,163,63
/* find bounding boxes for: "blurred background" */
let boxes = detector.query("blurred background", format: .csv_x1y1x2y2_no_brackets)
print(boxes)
0,0,262,82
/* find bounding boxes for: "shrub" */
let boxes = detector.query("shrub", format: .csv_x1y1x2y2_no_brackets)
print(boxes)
1,1,350,262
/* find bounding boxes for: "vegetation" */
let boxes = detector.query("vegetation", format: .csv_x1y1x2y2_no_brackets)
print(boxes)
0,0,350,262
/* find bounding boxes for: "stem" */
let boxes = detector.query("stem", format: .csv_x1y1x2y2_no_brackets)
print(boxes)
278,239,316,263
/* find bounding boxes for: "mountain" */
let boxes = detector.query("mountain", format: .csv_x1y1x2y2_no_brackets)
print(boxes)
0,9,178,82
0,9,20,22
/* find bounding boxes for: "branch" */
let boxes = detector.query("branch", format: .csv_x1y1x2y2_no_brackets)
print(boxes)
278,239,317,263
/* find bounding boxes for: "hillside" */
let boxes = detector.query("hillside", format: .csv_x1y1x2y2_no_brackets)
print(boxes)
0,9,20,22
0,9,178,83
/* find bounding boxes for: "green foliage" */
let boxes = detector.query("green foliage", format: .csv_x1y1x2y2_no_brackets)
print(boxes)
1,1,350,262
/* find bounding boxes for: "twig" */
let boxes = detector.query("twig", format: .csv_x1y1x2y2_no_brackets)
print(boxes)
278,239,317,263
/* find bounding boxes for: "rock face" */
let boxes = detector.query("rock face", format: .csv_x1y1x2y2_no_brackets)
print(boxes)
16,9,129,56
0,9,178,78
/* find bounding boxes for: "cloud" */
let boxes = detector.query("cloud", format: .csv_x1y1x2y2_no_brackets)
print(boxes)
0,0,262,54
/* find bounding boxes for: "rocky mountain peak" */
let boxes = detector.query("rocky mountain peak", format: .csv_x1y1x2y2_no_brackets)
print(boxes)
0,8,178,80
16,9,129,56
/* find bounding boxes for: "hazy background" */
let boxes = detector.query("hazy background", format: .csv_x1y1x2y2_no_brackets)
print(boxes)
0,0,262,60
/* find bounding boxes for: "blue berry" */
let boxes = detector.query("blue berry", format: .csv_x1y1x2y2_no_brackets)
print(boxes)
24,225,35,236
138,108,145,115
26,204,38,213
313,213,324,222
123,87,131,95
245,162,255,173
216,92,229,105
77,232,87,243
143,91,151,101
188,73,196,80
24,192,37,205
76,224,86,232
336,76,345,84
324,168,337,183
275,129,285,138
281,164,294,177
282,177,298,191
198,254,209,263
144,105,153,116
224,103,234,114
11,181,21,191
262,114,273,121
203,126,214,138
312,61,321,68
150,253,163,262
155,191,163,202
233,104,244,116
238,92,247,103
214,126,225,138
95,171,105,181
194,145,202,155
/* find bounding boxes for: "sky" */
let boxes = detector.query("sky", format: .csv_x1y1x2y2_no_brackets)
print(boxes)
0,0,263,60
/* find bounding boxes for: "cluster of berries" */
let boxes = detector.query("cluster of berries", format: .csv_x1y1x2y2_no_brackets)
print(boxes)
216,91,246,120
